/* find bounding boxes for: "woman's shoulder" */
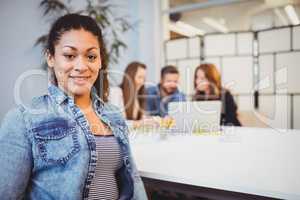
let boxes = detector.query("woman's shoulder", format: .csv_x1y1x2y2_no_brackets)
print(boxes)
221,88,234,98
0,105,31,141
3,95,59,130
4,95,50,117
1,105,25,125
2,94,54,124
221,89,237,107
103,101,122,112
102,102,126,123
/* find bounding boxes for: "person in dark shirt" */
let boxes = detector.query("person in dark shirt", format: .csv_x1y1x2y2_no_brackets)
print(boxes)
192,63,241,126
146,65,186,117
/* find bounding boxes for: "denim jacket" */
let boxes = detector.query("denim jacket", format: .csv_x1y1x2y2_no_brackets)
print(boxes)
0,84,147,200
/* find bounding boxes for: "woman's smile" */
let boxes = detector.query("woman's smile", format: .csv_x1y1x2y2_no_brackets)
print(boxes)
69,75,92,85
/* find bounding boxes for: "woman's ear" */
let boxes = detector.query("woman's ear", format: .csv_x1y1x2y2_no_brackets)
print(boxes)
46,51,54,68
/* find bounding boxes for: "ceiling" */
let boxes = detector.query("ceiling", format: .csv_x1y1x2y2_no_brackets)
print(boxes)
170,0,211,8
167,0,300,35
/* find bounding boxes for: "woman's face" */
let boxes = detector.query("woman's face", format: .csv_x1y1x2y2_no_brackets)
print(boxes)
47,29,101,97
195,69,209,92
134,67,146,90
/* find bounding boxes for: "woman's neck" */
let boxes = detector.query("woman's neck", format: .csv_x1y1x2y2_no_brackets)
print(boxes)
75,93,92,112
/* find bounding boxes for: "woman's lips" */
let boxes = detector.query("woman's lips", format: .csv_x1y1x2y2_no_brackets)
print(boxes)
70,75,91,85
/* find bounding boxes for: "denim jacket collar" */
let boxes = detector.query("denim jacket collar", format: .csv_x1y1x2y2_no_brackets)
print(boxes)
90,86,105,112
48,84,72,105
48,84,105,110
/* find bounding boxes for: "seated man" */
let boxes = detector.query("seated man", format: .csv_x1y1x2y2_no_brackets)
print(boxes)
146,65,186,117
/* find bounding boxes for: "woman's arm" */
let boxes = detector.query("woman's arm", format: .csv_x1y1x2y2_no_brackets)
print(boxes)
223,91,242,126
0,107,32,198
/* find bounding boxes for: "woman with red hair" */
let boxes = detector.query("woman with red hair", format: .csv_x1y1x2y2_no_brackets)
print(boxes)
193,63,241,126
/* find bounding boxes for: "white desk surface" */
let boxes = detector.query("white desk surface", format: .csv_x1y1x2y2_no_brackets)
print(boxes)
129,127,300,199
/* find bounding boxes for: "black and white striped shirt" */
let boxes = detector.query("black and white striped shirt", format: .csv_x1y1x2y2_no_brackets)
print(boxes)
88,135,122,200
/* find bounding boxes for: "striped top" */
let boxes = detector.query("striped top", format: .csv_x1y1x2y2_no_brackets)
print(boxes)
88,135,123,200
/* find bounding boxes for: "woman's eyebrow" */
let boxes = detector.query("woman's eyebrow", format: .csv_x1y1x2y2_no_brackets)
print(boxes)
62,46,99,51
86,47,99,51
63,45,77,50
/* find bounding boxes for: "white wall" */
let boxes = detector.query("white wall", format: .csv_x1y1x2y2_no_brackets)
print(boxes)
137,0,162,84
0,0,48,120
164,26,300,129
108,0,162,86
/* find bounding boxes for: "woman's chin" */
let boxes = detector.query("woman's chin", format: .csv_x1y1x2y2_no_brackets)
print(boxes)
69,86,91,96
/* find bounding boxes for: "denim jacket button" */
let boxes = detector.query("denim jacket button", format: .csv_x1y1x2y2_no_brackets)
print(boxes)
124,157,130,167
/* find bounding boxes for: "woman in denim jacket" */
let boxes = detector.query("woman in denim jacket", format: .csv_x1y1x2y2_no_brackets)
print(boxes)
0,14,147,200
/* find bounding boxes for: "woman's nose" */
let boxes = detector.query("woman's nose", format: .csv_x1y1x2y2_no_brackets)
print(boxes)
74,56,88,72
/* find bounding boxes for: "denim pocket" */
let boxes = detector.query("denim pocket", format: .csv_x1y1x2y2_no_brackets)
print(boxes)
32,118,80,165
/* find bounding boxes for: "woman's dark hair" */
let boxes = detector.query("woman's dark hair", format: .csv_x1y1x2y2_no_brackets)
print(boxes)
120,62,146,120
46,13,109,102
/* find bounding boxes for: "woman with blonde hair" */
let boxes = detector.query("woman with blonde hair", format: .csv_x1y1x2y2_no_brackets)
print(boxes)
193,63,241,126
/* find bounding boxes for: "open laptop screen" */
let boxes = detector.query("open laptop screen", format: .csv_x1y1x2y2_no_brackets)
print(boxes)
168,101,222,133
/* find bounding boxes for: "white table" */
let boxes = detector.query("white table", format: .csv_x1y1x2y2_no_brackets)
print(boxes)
129,127,300,199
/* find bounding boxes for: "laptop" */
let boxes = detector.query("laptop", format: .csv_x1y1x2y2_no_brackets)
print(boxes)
168,101,222,133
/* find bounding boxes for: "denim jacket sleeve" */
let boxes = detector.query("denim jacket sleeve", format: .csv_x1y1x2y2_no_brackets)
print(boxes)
0,106,32,198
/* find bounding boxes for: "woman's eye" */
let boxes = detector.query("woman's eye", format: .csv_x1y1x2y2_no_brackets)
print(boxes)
64,54,75,60
87,55,97,62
